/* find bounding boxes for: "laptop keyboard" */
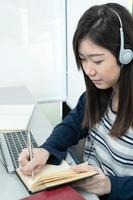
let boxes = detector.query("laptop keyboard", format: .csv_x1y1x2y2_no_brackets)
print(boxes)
0,131,38,172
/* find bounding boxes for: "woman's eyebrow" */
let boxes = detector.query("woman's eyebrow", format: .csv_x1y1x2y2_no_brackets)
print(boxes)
79,52,104,57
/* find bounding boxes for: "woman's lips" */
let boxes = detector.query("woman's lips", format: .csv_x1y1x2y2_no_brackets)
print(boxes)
91,79,102,84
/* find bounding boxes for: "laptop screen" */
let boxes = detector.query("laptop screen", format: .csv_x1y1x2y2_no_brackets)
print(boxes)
0,86,35,131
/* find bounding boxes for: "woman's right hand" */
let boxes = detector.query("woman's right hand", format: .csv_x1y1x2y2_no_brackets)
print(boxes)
18,148,50,176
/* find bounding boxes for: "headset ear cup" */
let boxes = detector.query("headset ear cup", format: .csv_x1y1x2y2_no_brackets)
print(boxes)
119,49,133,64
110,9,133,65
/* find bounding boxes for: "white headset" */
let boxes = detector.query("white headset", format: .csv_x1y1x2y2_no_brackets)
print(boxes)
111,9,133,65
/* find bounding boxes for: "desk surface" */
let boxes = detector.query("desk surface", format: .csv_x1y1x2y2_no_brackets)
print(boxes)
0,105,99,200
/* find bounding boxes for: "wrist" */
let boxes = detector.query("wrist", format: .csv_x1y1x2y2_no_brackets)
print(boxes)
40,148,50,163
105,176,111,194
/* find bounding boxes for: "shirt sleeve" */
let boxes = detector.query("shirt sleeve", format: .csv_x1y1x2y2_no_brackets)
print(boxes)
40,92,88,164
108,175,133,200
100,175,133,200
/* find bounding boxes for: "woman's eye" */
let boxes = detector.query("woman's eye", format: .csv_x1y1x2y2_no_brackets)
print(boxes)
80,57,86,62
93,60,103,64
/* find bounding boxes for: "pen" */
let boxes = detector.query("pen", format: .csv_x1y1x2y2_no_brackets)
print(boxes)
27,130,34,179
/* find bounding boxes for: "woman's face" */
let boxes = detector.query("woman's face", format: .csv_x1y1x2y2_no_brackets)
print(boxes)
78,38,121,89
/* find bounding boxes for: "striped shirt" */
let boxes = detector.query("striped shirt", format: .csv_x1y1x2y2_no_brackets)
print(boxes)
83,107,133,176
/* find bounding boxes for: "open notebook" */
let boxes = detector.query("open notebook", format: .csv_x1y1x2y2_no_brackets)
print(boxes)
16,160,98,193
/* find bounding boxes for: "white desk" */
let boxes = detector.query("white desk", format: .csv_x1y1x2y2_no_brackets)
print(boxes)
0,105,99,200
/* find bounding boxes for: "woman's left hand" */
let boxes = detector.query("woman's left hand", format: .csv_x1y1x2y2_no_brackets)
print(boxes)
71,162,111,196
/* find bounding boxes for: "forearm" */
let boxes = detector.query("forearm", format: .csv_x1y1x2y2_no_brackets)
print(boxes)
40,93,88,164
40,120,88,164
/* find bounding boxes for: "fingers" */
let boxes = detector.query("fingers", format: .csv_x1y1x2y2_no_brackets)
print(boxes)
19,158,41,176
18,148,38,175
34,165,42,174
71,164,111,196
71,162,99,190
71,162,94,173
78,176,111,196
18,148,50,176
18,148,30,167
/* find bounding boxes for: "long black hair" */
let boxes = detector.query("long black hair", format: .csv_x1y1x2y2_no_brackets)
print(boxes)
73,3,133,137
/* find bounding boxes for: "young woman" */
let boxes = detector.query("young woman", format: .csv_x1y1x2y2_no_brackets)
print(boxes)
19,3,133,200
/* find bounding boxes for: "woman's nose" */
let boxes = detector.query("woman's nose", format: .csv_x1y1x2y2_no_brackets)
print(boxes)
83,62,96,76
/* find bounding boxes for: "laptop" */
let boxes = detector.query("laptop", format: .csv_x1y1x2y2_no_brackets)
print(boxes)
0,86,35,131
0,130,38,173
0,86,36,173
